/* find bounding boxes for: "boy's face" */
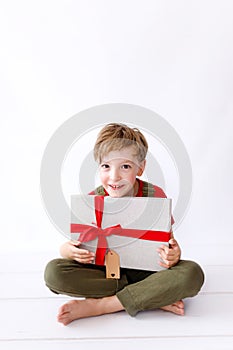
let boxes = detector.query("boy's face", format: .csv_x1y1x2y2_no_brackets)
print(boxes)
98,146,146,197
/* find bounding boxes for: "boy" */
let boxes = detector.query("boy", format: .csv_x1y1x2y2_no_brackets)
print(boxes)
44,123,204,325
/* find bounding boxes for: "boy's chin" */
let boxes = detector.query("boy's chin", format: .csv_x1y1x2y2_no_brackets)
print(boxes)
107,190,123,198
107,186,134,198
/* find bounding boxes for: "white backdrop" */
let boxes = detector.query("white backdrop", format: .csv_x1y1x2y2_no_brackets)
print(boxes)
0,0,232,266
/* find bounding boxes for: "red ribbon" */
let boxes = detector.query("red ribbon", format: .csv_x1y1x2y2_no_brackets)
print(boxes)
71,196,171,265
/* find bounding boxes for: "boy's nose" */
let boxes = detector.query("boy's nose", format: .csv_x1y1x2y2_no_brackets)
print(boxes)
109,169,121,181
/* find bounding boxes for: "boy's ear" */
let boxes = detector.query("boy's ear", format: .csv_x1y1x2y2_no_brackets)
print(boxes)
137,160,146,176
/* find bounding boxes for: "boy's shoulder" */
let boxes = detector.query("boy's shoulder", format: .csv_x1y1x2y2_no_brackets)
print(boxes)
138,179,167,198
89,185,106,196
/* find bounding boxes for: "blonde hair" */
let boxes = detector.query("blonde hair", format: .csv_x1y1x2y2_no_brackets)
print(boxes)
94,123,148,163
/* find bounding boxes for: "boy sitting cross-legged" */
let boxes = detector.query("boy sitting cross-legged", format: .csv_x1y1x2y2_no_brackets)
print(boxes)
44,123,204,325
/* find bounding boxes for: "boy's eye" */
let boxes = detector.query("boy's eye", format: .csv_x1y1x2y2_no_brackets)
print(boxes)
100,164,109,169
122,164,131,169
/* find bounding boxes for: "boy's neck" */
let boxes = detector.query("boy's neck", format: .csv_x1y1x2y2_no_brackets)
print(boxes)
133,179,139,197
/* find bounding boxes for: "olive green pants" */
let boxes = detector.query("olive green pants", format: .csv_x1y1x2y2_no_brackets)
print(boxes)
44,259,204,316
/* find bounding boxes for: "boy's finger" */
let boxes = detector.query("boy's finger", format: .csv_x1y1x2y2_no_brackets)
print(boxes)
158,260,170,268
70,240,81,246
159,245,170,254
169,238,177,247
78,248,95,256
75,257,94,263
159,250,175,261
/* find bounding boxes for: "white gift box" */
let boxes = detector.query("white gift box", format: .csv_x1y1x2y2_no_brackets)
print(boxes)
71,195,172,271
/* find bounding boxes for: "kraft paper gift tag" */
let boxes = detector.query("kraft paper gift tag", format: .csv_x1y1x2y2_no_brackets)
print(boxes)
105,250,120,279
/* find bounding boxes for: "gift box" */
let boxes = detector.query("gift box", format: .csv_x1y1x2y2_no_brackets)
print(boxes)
70,195,172,271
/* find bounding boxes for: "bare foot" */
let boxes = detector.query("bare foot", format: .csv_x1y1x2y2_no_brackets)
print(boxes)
160,300,185,315
57,296,124,325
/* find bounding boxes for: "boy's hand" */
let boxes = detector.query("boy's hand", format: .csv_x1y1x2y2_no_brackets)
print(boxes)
59,240,95,264
157,238,181,268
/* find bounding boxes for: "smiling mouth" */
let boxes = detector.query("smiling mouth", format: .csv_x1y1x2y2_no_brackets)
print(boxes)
108,184,124,190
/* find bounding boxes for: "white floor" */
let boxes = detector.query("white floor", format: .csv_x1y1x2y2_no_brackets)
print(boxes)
0,252,233,350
